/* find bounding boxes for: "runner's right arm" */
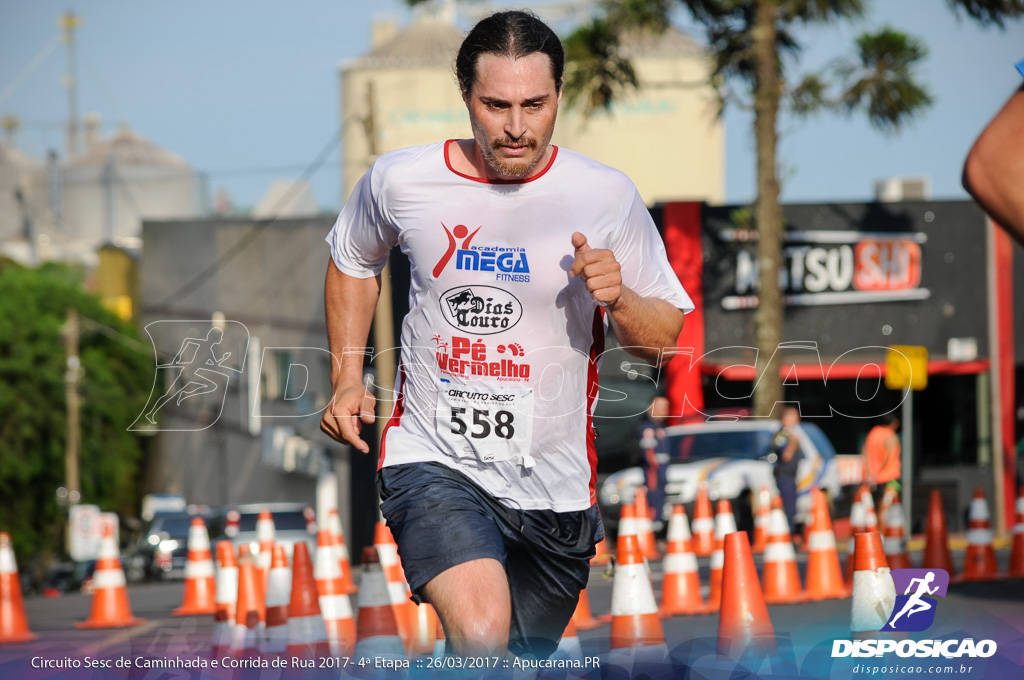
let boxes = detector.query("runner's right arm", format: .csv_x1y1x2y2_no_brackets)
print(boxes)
320,258,381,453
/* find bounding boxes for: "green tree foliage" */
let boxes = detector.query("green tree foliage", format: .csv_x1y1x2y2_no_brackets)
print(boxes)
0,261,151,562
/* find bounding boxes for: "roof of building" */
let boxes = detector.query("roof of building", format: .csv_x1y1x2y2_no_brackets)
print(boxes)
618,26,704,59
348,16,465,70
0,140,44,170
66,126,190,168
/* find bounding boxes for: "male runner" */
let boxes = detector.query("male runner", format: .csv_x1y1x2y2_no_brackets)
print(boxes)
320,10,692,658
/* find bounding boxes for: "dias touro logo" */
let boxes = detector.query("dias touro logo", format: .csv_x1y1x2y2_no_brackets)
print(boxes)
432,223,531,282
440,286,523,335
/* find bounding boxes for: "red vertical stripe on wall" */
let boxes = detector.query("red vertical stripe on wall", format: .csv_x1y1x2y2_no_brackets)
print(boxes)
661,202,705,422
994,225,1016,528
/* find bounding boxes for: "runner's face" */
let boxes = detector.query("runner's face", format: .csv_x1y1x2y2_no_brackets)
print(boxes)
464,52,561,180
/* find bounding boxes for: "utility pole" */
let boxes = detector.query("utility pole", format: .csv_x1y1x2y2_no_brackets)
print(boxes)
61,11,81,159
64,308,81,506
365,80,397,427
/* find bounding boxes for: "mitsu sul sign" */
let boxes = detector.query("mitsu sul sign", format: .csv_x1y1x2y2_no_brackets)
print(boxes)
722,230,928,309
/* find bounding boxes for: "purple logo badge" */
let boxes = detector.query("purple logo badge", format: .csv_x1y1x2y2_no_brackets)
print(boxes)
883,569,949,632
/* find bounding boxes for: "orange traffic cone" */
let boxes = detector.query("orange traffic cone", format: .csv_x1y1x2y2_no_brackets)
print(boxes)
355,546,406,662
718,531,775,658
286,541,331,661
659,505,705,616
0,532,36,643
608,534,665,651
572,589,604,630
762,496,804,605
844,489,867,587
634,487,660,560
1008,487,1024,578
264,545,291,659
882,496,912,570
616,503,640,559
256,509,276,584
962,488,999,581
231,548,265,659
329,508,358,594
921,489,954,575
592,536,612,566
692,484,715,556
850,532,895,633
804,488,847,600
77,519,144,629
708,499,738,611
210,541,238,658
315,529,356,657
752,486,772,554
406,601,438,657
375,521,417,650
173,517,216,616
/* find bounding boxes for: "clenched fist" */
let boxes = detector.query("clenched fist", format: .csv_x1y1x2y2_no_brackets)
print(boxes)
568,232,622,307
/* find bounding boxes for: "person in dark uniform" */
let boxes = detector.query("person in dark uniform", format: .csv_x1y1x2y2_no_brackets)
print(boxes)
638,395,671,531
770,406,804,535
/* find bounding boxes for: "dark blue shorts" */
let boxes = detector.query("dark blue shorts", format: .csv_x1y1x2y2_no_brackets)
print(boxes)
377,461,604,658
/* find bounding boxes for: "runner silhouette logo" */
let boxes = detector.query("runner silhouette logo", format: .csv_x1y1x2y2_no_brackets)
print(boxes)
130,320,249,432
883,568,949,632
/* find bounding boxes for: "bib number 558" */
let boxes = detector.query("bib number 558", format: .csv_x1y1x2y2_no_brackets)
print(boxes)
449,407,515,440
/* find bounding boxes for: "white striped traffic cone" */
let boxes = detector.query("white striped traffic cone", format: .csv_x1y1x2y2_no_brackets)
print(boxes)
708,499,738,611
0,532,36,643
210,541,238,659
77,518,144,629
329,508,358,594
286,541,331,661
256,509,276,584
354,546,406,663
173,517,216,616
315,529,355,657
882,496,912,570
264,544,291,659
659,504,705,616
962,488,998,581
762,496,805,604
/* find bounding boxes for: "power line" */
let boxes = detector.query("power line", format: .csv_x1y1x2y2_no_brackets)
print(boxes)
154,124,345,306
0,33,61,109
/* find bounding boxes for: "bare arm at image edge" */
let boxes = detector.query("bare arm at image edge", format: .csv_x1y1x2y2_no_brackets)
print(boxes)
963,84,1024,247
319,258,381,453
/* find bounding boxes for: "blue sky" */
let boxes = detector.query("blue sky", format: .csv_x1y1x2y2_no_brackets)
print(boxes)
1,0,1021,210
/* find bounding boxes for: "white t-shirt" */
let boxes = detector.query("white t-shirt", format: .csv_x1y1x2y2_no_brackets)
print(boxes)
326,140,693,512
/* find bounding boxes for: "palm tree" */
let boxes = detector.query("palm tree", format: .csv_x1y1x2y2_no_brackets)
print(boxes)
564,0,941,417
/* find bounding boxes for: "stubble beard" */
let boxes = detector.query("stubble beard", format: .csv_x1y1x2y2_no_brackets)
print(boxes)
472,119,556,180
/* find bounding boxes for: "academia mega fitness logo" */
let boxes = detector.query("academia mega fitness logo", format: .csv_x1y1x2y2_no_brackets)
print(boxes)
833,569,997,659
432,223,532,283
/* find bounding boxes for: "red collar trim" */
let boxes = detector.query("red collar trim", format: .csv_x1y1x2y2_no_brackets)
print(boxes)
443,139,558,184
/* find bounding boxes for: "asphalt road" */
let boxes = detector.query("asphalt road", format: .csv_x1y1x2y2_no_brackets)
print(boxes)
3,548,1022,679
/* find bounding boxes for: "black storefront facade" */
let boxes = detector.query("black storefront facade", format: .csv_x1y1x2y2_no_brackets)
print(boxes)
657,199,1021,535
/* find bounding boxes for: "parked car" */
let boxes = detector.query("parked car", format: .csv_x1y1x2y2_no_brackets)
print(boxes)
125,511,221,582
598,419,844,535
221,503,317,560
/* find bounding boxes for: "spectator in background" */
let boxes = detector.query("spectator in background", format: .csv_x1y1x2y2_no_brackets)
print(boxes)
770,406,804,535
861,414,902,505
962,63,1024,247
639,396,671,531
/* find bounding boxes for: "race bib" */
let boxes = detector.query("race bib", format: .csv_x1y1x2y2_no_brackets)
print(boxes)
435,381,535,466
